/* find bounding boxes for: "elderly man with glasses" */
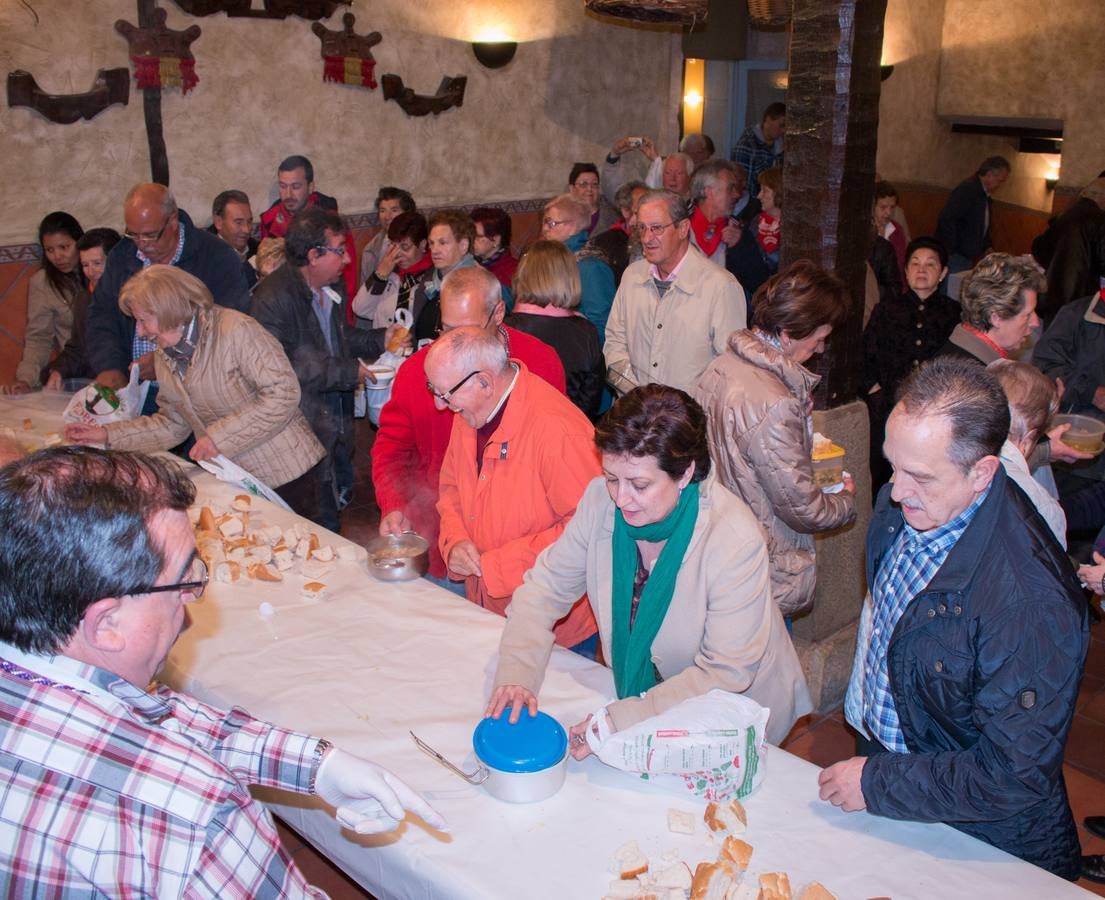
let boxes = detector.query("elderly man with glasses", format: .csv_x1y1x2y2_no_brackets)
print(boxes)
373,266,565,593
427,324,600,656
604,189,746,395
0,447,445,895
86,183,250,396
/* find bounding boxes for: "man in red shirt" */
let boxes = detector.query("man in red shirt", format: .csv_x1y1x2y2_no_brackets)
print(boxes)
373,266,565,590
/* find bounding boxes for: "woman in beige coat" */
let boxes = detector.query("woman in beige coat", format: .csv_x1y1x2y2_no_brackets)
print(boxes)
64,266,325,520
486,385,810,750
694,261,856,620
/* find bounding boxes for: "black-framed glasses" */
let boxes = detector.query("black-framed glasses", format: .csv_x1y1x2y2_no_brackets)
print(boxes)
124,217,172,245
633,221,680,238
133,557,208,600
426,370,482,404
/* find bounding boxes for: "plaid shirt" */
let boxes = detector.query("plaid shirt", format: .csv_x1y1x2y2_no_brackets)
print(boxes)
132,227,186,364
730,125,783,198
0,645,327,898
861,488,989,752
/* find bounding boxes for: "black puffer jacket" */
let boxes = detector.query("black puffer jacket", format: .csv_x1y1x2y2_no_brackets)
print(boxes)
861,467,1088,880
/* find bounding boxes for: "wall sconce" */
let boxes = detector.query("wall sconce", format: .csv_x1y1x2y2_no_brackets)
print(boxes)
1045,177,1059,190
472,41,517,69
880,64,894,81
684,90,703,108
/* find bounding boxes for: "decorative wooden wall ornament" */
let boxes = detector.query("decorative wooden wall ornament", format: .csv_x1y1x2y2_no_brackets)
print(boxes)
170,0,352,20
7,68,130,124
381,74,466,117
312,13,382,89
116,7,202,94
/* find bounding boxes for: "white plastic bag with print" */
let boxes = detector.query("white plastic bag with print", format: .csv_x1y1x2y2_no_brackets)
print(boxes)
62,364,151,426
584,689,770,801
197,454,292,511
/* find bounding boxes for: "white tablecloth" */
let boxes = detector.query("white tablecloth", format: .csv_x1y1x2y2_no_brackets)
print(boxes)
1,392,1092,899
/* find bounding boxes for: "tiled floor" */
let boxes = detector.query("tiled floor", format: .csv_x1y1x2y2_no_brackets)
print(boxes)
280,419,1105,897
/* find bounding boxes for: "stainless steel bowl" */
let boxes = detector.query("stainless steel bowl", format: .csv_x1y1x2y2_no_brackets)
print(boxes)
365,532,430,582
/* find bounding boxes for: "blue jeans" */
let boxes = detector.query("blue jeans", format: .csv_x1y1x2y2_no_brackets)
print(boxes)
422,573,468,597
569,633,599,660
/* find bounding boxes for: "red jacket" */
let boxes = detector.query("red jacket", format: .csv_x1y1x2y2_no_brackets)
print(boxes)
372,327,566,578
259,192,358,320
437,362,599,648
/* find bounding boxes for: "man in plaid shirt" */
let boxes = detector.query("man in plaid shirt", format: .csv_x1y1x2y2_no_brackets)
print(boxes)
0,448,445,895
823,359,1086,879
730,102,785,201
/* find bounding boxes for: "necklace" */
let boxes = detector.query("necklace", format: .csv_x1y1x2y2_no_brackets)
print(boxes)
0,657,87,694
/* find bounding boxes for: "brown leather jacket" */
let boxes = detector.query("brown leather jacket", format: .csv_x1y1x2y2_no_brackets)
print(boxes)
694,330,855,616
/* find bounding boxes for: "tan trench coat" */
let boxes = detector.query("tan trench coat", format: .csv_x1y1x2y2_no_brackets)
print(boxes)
493,475,811,746
107,306,324,488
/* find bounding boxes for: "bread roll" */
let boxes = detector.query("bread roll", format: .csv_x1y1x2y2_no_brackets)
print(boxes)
758,872,792,900
719,836,753,872
703,799,747,834
386,326,409,354
690,861,733,900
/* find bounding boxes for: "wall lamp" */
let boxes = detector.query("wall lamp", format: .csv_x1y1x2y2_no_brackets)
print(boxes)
472,41,517,69
880,64,894,81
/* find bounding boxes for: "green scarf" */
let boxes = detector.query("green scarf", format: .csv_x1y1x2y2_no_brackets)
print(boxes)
610,480,700,699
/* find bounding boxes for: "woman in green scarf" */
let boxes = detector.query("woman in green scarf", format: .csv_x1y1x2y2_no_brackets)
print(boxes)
485,385,810,751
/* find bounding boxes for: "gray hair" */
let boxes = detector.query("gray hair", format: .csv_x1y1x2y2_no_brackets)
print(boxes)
440,265,502,316
637,189,691,224
614,180,648,214
665,152,695,180
959,252,1046,330
895,357,1010,472
124,183,177,219
545,193,591,233
428,325,509,378
987,358,1058,445
690,159,735,205
679,133,710,159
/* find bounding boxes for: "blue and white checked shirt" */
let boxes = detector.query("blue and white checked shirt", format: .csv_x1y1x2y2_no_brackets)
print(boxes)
861,487,989,752
132,227,186,364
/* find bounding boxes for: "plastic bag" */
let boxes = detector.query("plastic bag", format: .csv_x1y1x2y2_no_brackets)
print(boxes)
363,306,414,425
61,364,151,426
196,454,291,511
585,689,769,801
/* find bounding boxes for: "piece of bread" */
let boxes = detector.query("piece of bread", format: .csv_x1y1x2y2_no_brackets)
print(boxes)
218,516,244,539
668,808,696,835
301,581,327,602
259,524,283,546
719,836,753,872
295,537,311,559
797,884,836,900
247,562,282,583
273,547,295,571
704,799,747,834
231,494,251,512
337,543,363,562
758,872,792,900
248,544,273,565
652,862,692,891
690,861,734,900
611,840,647,879
44,432,62,448
386,325,409,354
308,532,320,553
214,560,240,583
198,506,217,532
310,544,334,562
227,546,247,563
726,881,759,900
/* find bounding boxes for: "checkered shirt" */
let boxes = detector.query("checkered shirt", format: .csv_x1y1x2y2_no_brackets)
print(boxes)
862,488,988,752
0,651,327,897
730,126,783,198
132,226,187,364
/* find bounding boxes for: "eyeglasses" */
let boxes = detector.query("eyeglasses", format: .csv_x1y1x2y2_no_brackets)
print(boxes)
542,217,572,230
426,370,482,404
437,307,495,337
314,243,348,259
131,557,208,600
634,221,680,238
124,217,172,245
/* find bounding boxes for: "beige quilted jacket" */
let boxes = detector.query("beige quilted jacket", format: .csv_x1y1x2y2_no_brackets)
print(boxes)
694,329,855,616
107,306,324,488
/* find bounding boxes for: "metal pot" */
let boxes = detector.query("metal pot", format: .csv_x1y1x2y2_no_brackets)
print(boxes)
364,532,430,582
411,709,569,804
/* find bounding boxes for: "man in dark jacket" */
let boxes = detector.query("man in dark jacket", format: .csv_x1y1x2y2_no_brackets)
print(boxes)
823,358,1087,880
936,156,1011,272
86,183,250,390
251,207,399,531
1032,179,1105,320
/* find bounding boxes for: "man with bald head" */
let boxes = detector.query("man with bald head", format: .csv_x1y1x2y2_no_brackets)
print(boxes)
86,184,249,391
430,326,599,654
373,266,565,591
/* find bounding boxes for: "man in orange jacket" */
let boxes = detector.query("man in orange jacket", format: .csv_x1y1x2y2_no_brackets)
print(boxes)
430,326,600,656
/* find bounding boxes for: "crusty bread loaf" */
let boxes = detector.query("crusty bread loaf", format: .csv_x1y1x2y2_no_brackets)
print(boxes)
386,326,409,354
758,872,792,900
703,799,747,834
719,836,753,872
690,861,733,900
796,883,836,900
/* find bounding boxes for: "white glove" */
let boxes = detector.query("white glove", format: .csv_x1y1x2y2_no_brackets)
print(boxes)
314,748,448,834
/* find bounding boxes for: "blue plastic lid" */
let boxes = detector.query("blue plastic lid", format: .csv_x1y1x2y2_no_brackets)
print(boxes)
473,709,567,773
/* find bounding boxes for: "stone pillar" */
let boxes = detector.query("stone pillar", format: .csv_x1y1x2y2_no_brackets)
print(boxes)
782,0,887,710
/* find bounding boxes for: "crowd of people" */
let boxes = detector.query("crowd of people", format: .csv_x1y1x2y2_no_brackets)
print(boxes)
3,124,1105,892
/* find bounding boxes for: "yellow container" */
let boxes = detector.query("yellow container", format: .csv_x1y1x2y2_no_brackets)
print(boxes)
811,440,846,490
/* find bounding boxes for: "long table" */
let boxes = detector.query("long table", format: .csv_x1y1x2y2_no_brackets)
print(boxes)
1,391,1093,899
